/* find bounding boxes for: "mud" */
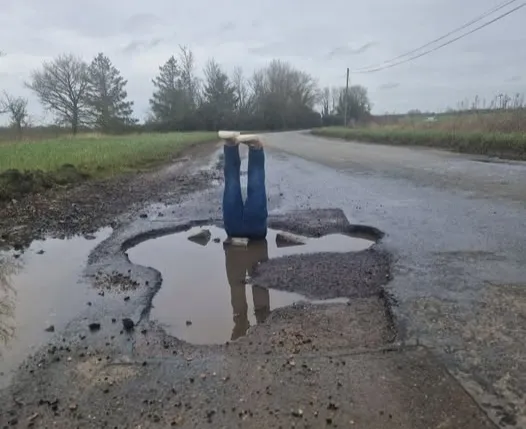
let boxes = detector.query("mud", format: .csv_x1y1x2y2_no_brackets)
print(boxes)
0,228,112,387
0,135,510,428
0,141,220,250
127,226,372,344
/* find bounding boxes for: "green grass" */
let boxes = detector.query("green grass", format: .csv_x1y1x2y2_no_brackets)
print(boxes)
0,132,217,200
0,132,217,176
312,127,526,160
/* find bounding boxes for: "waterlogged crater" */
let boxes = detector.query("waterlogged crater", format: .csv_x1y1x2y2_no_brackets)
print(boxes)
0,228,112,386
128,226,374,345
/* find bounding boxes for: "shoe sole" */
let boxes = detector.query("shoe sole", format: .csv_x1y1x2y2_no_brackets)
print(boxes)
218,130,241,139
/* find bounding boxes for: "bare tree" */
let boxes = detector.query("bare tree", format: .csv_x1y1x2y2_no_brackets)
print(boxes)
232,67,248,112
0,92,28,138
26,54,89,134
320,87,331,117
178,45,200,111
250,60,319,129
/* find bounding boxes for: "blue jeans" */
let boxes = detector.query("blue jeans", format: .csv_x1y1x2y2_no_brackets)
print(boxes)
223,145,268,239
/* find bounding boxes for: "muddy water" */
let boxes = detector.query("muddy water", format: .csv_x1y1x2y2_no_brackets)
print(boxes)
128,226,373,345
0,228,112,386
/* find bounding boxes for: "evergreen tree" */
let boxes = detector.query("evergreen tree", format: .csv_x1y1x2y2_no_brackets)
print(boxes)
86,53,136,132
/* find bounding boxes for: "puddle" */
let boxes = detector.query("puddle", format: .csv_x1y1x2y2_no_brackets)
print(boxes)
128,226,373,345
0,228,112,386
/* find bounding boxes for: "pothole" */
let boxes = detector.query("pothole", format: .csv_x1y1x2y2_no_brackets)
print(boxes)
127,225,374,345
0,228,112,387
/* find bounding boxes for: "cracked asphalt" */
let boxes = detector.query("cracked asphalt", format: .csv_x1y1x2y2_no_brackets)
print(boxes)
1,132,525,428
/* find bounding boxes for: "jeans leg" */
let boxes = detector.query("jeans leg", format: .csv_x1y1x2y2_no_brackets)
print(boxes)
222,145,244,237
243,147,268,239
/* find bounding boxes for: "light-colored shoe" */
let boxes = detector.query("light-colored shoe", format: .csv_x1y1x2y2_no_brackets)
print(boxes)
218,130,241,141
236,134,263,149
224,237,249,247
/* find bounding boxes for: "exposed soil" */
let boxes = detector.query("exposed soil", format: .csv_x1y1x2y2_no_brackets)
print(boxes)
0,142,220,250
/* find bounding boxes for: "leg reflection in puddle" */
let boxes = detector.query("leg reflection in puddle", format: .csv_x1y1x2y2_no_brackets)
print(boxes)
224,239,270,341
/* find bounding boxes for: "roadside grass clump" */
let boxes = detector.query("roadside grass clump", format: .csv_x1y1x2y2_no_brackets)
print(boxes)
312,127,526,160
0,131,217,200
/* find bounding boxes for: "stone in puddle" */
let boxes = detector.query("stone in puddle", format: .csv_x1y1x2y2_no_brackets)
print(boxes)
89,323,101,332
187,229,211,246
122,318,135,331
275,232,306,248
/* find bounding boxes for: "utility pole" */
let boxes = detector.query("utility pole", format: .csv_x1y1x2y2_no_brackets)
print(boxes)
344,67,349,127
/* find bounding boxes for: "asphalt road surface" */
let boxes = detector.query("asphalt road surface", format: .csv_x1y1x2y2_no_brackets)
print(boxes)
1,132,525,428
263,131,526,427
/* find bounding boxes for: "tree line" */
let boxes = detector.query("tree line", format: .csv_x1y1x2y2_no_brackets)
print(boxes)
1,46,372,136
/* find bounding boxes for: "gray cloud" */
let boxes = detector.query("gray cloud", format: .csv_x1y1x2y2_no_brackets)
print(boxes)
1,0,525,123
378,82,400,90
327,42,377,59
218,21,236,33
121,13,163,34
121,38,164,54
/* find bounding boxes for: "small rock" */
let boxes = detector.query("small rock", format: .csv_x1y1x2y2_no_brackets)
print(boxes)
213,238,221,243
187,229,211,246
291,409,304,418
275,232,306,248
87,302,92,306
45,325,55,333
88,323,101,331
36,250,45,255
28,413,39,422
139,213,148,219
327,402,339,411
124,296,130,301
186,320,192,326
111,318,117,323
122,318,134,331
69,404,78,411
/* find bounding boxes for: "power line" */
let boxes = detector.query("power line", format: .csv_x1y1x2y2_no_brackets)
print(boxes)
351,0,519,72
351,1,525,74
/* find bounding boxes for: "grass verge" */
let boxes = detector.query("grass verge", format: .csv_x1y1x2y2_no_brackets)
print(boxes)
0,132,217,200
312,127,526,160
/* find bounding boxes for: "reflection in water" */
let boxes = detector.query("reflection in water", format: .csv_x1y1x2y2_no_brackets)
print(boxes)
225,240,270,340
128,226,368,344
0,228,111,386
0,255,20,350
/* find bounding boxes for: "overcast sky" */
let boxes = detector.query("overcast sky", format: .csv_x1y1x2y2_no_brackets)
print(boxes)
1,0,525,124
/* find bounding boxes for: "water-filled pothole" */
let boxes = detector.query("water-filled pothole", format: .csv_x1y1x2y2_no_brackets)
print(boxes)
0,228,112,386
128,226,374,345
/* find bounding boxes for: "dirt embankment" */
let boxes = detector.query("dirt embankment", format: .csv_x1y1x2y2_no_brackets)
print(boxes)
0,142,220,250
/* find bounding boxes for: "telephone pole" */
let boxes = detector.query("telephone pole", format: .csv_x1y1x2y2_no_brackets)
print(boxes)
344,67,349,127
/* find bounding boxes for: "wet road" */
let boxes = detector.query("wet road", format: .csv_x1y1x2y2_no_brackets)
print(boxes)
262,131,526,426
116,132,525,425
1,132,525,427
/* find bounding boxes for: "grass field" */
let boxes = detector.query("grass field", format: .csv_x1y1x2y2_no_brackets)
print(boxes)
0,132,217,175
0,132,217,200
313,123,526,160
